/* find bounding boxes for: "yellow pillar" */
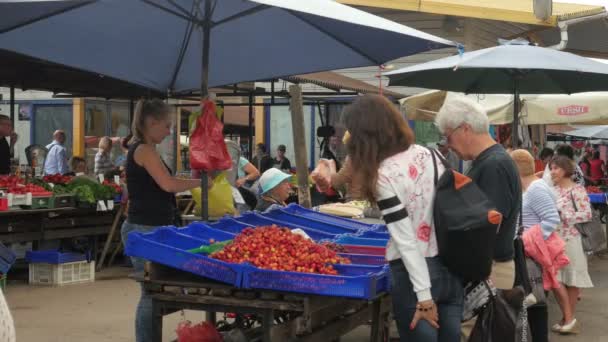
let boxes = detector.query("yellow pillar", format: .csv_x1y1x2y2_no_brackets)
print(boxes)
72,98,85,157
254,97,265,144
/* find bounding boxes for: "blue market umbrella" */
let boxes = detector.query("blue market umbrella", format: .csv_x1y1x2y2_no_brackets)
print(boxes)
385,41,608,146
0,0,455,219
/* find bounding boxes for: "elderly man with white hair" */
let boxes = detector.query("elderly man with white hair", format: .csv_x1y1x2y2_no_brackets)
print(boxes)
44,130,69,175
435,96,522,341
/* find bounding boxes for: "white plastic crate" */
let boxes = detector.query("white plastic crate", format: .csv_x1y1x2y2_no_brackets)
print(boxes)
29,260,95,286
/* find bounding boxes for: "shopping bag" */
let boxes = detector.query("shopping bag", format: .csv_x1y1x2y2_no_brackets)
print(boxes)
176,320,223,342
570,192,607,253
469,287,522,342
190,100,232,171
192,172,235,218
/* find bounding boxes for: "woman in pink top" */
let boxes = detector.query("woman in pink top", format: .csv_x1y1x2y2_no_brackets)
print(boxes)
551,155,594,335
588,151,605,184
343,95,462,342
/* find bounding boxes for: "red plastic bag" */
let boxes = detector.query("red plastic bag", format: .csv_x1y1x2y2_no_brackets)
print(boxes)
190,100,232,172
176,320,223,342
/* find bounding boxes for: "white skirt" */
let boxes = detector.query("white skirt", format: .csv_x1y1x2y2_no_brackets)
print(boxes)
557,234,594,288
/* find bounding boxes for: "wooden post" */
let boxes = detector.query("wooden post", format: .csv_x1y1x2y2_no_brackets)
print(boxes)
288,85,311,208
72,98,86,157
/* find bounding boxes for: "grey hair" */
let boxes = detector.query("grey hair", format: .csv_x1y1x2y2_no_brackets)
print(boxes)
435,95,489,134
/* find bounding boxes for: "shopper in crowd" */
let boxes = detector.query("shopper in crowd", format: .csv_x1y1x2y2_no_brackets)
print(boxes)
578,150,592,183
511,149,572,342
120,99,208,342
550,155,594,335
255,168,292,212
273,144,292,172
251,143,273,174
589,150,605,185
435,96,521,341
114,135,132,170
235,156,260,210
344,95,462,342
322,135,346,170
436,137,459,170
0,286,16,342
66,156,87,176
543,144,585,187
94,136,115,175
535,147,554,176
0,115,17,175
44,130,69,175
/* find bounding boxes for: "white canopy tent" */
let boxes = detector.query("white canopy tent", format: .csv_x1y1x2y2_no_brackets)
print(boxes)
401,90,608,125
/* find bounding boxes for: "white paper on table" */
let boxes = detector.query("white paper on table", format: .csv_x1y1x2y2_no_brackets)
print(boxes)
290,229,312,240
98,174,105,183
107,200,114,210
114,175,120,185
97,200,108,211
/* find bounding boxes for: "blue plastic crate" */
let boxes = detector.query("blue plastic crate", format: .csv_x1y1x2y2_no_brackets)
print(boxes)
284,204,386,232
588,193,606,204
125,228,245,287
357,230,390,239
208,218,251,234
242,264,388,299
235,212,335,241
25,250,87,264
262,209,359,235
335,236,388,247
338,253,387,266
0,242,16,274
175,222,236,242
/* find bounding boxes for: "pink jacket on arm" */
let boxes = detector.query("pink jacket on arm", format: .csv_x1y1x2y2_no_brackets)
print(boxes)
522,225,570,290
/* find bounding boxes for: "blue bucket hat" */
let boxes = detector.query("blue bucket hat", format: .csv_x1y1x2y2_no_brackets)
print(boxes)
258,168,292,195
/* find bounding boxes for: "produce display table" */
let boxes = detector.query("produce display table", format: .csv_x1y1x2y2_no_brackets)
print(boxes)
139,262,391,342
0,206,120,251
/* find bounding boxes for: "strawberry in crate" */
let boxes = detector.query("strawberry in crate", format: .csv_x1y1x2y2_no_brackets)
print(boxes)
209,225,350,275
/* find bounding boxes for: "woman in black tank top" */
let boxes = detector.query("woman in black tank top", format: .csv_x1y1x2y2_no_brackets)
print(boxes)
120,99,207,342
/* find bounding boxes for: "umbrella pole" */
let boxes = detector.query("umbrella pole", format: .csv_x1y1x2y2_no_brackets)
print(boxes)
512,80,520,148
200,0,212,221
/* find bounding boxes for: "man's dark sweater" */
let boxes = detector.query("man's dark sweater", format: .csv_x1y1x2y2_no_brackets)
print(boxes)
466,144,522,262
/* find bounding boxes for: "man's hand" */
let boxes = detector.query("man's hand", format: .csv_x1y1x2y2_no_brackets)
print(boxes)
9,132,18,146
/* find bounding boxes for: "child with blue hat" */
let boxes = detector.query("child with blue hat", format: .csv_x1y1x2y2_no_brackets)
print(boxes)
255,168,293,212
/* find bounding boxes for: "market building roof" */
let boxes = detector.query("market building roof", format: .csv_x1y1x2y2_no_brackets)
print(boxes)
339,0,605,26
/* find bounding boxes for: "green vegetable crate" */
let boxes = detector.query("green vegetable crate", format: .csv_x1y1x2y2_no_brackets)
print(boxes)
50,194,75,209
29,195,52,209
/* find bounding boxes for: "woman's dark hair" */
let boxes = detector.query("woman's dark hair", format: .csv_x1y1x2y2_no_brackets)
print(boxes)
277,144,286,152
539,147,554,160
550,155,575,178
130,99,170,144
555,144,574,160
342,95,415,202
593,150,600,159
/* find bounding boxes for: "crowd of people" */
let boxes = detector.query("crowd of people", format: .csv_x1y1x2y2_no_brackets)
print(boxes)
311,95,596,342
0,94,600,342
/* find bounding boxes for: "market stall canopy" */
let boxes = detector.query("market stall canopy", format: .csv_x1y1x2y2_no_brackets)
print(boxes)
385,43,608,94
402,90,608,125
339,0,605,27
0,0,455,96
562,125,608,139
283,71,406,99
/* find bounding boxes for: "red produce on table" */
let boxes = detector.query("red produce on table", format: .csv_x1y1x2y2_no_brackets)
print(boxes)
211,225,350,275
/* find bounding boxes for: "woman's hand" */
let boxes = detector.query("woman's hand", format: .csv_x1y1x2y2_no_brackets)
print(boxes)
410,300,439,330
236,177,247,188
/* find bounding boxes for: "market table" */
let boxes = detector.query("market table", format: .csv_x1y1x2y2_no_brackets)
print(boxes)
0,206,120,258
139,262,391,342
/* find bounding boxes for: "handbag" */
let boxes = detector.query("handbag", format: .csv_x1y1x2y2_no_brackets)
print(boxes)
525,257,546,304
462,279,497,322
469,286,523,342
570,191,607,253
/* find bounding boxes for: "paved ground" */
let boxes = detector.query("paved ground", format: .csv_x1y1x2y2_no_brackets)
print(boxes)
4,255,607,341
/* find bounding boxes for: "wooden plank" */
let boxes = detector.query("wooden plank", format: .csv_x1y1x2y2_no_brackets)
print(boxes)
296,303,373,342
288,85,311,208
97,205,125,271
150,293,304,312
43,226,111,239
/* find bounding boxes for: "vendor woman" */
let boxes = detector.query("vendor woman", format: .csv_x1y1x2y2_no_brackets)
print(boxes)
120,99,210,342
255,168,292,212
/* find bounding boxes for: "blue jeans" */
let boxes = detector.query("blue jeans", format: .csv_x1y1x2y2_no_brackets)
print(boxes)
390,257,464,342
121,221,159,342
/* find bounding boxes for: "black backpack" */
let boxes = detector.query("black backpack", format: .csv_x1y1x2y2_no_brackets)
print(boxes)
428,149,503,282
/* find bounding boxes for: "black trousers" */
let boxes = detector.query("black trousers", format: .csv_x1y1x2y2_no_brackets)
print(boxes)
528,304,549,342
